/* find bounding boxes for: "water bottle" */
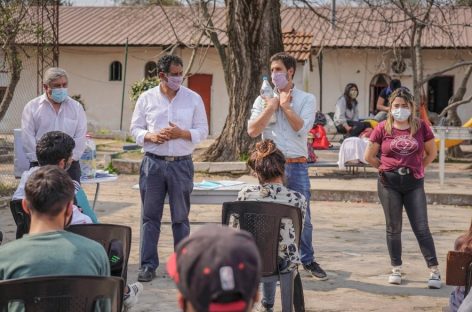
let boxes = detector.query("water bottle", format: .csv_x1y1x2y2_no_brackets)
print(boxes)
80,134,96,179
260,76,277,124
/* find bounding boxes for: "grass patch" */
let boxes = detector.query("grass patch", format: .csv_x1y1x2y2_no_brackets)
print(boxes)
0,181,19,197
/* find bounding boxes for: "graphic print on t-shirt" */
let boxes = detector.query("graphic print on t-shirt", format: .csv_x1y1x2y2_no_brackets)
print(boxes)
390,135,418,156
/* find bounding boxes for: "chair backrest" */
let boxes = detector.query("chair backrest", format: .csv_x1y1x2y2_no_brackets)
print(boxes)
0,275,123,312
66,224,132,283
9,199,30,239
222,201,302,277
467,262,472,297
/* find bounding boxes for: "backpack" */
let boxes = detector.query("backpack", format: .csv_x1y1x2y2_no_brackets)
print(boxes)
314,111,327,126
108,239,124,277
310,125,330,150
307,134,317,163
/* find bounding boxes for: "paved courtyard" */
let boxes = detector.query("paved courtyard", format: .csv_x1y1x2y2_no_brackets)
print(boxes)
1,173,471,311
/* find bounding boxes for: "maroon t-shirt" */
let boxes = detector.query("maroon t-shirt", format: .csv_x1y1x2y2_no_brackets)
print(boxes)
369,119,435,179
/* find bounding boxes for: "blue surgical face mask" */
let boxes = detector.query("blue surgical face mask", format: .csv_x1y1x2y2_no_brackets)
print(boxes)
51,88,68,103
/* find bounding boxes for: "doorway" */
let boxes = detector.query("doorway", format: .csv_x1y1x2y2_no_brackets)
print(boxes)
187,74,212,132
369,74,390,115
427,76,454,114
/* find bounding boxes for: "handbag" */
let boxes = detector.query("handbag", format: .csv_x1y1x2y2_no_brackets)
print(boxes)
446,250,472,286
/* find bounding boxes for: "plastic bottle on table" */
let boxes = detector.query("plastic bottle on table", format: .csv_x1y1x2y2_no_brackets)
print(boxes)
260,76,277,124
80,134,96,180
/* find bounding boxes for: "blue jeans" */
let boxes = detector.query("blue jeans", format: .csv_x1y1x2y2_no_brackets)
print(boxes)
285,163,315,264
139,155,194,270
261,282,277,308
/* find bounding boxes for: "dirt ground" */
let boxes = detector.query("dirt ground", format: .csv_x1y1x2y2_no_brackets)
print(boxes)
1,173,471,311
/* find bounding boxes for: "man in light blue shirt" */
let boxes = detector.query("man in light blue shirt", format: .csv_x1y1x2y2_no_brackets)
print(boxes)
248,53,327,309
130,54,208,282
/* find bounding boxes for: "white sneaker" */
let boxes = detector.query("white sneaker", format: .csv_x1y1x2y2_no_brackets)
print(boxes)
428,270,442,289
123,282,144,310
388,267,402,285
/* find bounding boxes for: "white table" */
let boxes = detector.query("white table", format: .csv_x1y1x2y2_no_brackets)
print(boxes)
432,126,472,185
132,181,247,204
81,175,118,210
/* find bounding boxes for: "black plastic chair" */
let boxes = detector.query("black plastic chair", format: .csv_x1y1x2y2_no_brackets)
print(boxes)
0,275,124,312
66,224,132,283
467,262,472,297
9,199,30,239
222,201,304,312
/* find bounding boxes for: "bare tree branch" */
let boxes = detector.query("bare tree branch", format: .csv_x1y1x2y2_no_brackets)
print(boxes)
419,61,472,85
439,95,472,118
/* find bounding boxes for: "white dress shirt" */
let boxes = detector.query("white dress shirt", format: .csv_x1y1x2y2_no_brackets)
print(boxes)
21,94,87,162
249,87,316,158
130,85,208,156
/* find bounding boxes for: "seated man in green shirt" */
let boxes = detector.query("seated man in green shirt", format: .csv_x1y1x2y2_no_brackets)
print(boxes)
0,166,110,280
2,165,143,310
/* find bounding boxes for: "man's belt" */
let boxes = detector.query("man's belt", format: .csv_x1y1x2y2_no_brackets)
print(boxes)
145,152,192,162
286,156,307,164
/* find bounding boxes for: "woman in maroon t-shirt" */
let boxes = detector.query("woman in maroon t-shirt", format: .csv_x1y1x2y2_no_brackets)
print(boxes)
364,88,440,289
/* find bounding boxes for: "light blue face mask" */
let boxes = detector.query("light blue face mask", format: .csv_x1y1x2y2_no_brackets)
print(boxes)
51,88,68,103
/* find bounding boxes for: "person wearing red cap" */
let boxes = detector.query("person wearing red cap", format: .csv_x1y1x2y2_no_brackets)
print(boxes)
167,224,261,312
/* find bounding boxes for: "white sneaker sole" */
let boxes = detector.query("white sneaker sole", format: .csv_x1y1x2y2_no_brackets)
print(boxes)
388,275,401,285
428,280,442,289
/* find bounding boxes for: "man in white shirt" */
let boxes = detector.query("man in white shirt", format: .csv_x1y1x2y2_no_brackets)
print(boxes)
21,67,87,183
130,54,208,282
248,52,327,292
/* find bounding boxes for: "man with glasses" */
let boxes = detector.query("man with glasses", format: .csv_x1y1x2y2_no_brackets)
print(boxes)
21,67,87,183
130,54,208,282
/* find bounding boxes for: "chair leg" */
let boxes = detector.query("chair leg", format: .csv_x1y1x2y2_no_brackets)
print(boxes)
293,271,305,312
279,271,297,312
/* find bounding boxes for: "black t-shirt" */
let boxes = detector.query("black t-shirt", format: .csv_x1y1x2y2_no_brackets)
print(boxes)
379,87,391,100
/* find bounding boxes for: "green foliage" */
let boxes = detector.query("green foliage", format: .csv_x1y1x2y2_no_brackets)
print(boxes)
125,135,135,143
0,181,18,197
129,77,160,103
105,162,118,174
71,94,85,111
239,152,250,162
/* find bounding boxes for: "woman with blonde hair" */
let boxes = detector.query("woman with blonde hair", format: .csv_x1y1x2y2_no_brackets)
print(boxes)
364,88,440,288
229,139,306,312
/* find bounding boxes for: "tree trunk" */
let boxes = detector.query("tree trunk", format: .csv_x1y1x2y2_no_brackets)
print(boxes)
202,0,284,161
443,65,472,157
0,41,22,122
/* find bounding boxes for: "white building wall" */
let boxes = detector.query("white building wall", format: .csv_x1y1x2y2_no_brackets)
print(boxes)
2,47,471,136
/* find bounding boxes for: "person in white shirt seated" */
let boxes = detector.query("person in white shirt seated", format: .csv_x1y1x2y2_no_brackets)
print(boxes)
13,131,94,226
21,67,87,183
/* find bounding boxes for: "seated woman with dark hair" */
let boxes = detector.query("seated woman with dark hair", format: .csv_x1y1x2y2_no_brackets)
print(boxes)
334,83,369,138
229,139,306,312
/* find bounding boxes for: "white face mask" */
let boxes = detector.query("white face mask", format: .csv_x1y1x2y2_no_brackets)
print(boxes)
391,108,411,121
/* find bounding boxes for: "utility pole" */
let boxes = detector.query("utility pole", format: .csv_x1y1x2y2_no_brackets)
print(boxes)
331,0,336,30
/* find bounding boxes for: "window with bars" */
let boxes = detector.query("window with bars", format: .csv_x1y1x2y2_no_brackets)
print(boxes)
144,61,157,79
109,61,122,81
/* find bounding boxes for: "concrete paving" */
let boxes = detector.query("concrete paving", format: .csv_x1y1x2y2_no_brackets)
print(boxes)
1,172,471,311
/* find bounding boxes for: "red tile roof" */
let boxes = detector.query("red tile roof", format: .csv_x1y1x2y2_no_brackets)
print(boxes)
20,6,472,58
